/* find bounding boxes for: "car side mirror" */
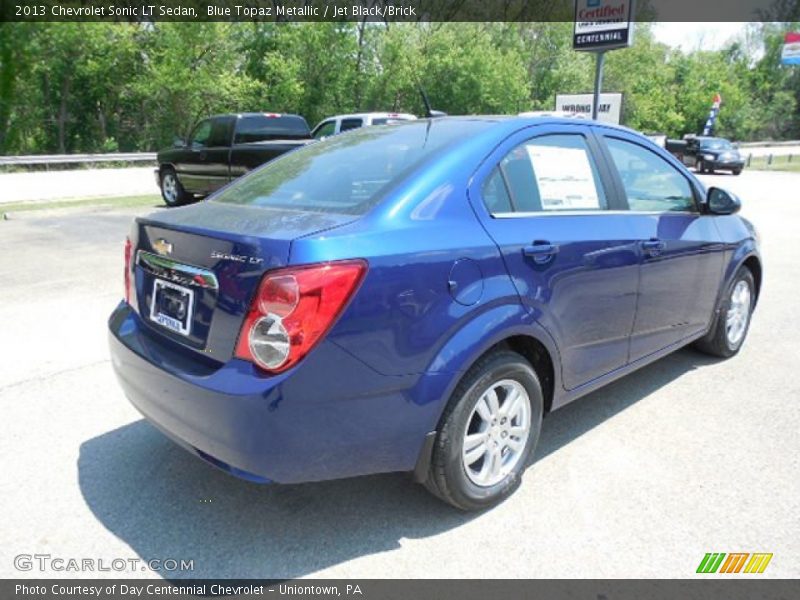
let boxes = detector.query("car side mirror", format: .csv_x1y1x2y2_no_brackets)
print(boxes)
707,187,741,215
172,137,186,148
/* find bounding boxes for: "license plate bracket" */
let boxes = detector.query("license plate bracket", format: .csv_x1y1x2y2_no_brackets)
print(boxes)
150,279,194,336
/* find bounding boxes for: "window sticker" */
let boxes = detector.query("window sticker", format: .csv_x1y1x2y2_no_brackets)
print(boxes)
526,145,601,210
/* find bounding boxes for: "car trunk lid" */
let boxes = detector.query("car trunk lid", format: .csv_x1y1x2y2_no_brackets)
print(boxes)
130,201,356,363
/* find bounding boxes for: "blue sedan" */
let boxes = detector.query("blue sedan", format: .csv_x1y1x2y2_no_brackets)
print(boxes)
108,117,761,510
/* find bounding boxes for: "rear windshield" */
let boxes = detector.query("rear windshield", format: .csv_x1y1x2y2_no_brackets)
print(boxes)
213,119,494,214
234,115,310,143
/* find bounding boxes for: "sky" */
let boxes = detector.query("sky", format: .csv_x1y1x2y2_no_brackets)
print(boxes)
652,22,750,51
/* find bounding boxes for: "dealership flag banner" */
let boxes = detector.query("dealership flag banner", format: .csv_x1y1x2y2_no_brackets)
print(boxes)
782,32,800,65
702,93,722,136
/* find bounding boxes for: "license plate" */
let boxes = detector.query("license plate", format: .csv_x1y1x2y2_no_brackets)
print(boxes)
150,279,194,336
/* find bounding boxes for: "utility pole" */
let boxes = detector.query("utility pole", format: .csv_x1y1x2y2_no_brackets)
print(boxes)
592,51,606,121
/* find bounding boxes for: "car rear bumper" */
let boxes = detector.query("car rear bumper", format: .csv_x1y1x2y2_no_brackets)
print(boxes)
108,302,443,484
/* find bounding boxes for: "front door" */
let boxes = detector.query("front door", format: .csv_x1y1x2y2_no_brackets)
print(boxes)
176,117,233,195
470,125,641,391
597,132,725,362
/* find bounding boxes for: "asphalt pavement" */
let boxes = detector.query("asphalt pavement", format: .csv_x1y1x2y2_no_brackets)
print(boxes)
0,170,797,579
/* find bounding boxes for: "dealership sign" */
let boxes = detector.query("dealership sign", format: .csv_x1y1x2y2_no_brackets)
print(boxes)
555,93,623,124
782,32,800,65
573,0,635,51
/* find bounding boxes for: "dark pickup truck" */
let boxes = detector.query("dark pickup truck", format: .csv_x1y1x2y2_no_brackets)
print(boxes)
666,135,745,176
156,113,313,206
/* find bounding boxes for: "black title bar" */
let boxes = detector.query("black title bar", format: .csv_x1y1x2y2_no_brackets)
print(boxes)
1,0,798,23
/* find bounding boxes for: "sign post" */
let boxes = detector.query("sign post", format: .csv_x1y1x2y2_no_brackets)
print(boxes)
573,0,635,121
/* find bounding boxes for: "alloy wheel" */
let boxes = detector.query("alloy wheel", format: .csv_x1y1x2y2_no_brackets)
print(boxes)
462,379,531,487
726,279,751,346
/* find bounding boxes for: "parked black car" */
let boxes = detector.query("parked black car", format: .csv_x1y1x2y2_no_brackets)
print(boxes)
155,113,313,206
668,136,745,176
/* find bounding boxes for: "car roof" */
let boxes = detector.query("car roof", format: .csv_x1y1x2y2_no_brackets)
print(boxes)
207,112,306,119
324,112,418,121
426,114,639,136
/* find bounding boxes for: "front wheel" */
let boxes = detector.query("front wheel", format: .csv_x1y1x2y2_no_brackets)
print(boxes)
732,168,742,176
423,350,544,511
695,159,705,174
695,267,756,358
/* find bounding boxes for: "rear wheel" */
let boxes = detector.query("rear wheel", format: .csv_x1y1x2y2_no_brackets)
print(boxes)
160,167,190,207
424,350,543,511
695,159,705,174
695,267,755,358
732,168,742,176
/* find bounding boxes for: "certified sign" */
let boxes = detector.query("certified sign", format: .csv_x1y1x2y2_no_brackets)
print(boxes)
555,93,623,124
573,0,635,52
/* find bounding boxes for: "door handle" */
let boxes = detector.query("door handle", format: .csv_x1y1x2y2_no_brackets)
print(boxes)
523,242,559,264
641,239,667,255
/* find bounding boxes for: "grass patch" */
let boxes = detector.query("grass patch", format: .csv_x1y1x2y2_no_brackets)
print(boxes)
747,155,800,173
1,194,161,214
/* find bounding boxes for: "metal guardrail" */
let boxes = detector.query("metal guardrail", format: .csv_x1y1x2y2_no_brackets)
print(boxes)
0,152,156,167
738,140,800,148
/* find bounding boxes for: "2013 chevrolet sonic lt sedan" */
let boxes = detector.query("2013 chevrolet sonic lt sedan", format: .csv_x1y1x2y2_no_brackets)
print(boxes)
109,117,761,510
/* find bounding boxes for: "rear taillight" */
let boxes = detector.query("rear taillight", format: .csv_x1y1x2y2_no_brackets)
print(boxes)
235,260,367,373
124,237,132,304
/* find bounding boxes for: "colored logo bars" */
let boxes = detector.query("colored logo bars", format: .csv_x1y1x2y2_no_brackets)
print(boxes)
696,553,773,574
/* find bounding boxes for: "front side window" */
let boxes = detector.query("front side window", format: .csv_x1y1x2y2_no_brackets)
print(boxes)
494,134,607,213
190,120,212,148
605,137,695,212
313,121,336,139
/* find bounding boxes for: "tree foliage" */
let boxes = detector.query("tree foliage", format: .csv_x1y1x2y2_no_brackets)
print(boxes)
0,21,798,154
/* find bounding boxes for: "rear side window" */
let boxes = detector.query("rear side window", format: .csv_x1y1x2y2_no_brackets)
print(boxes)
481,168,513,214
605,137,695,212
340,118,363,132
493,134,607,213
208,117,233,147
234,115,310,144
213,119,495,214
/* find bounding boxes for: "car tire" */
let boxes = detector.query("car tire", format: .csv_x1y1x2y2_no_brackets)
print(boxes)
695,159,705,174
694,267,756,358
160,167,190,207
733,169,742,176
423,349,544,511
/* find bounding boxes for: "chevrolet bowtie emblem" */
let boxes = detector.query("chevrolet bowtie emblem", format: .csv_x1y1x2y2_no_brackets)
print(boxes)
153,238,173,256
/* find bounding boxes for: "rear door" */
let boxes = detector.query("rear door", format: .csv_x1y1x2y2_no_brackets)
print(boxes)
175,117,234,194
596,130,724,362
469,124,641,391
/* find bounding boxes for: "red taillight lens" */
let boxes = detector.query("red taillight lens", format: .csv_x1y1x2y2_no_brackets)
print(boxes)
235,260,367,373
124,237,132,304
